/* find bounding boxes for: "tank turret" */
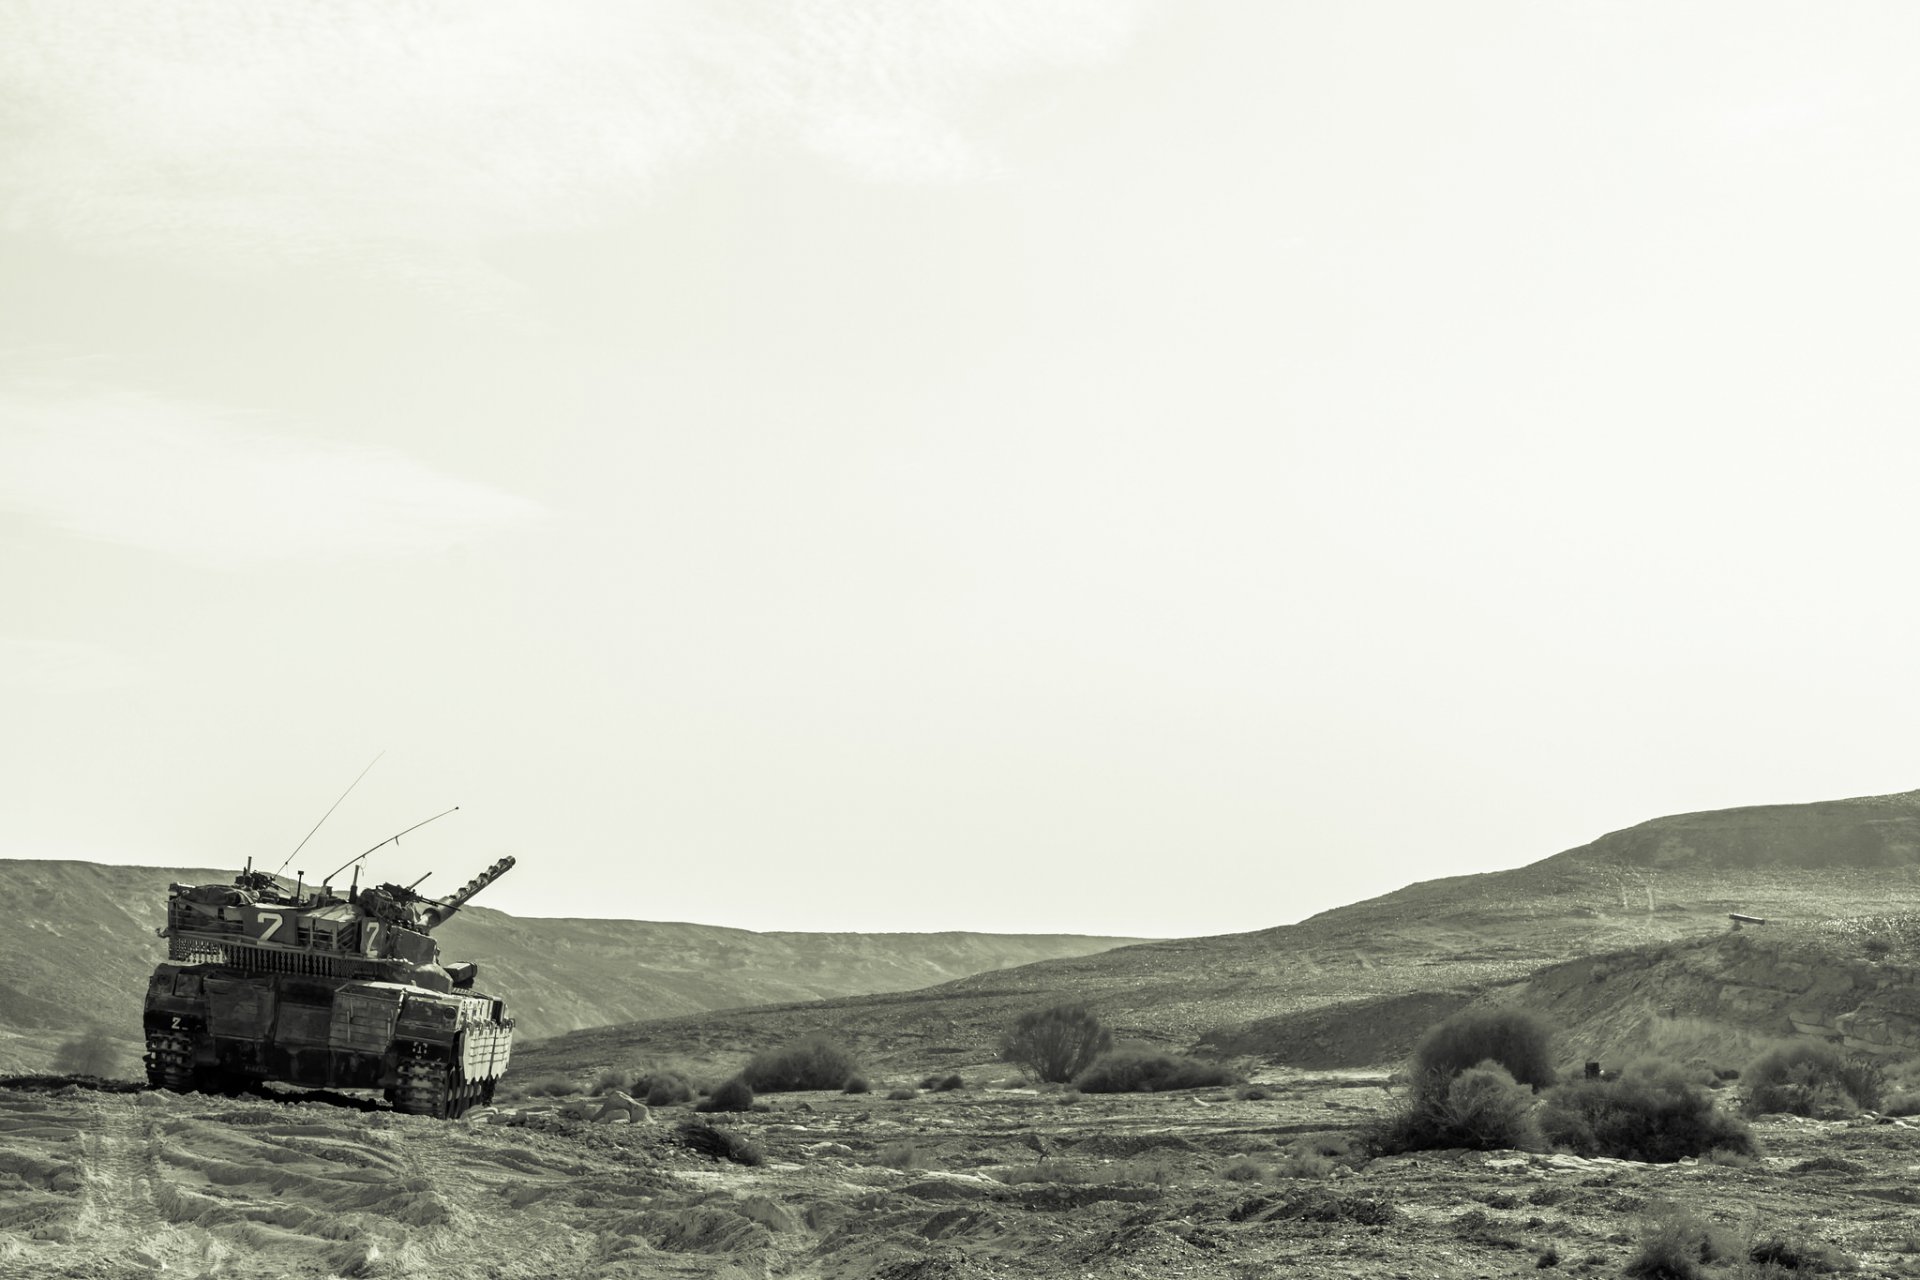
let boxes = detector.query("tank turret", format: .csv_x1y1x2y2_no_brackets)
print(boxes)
143,852,519,1117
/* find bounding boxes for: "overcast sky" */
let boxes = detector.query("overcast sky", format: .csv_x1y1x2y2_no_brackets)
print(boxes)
4,2,1918,936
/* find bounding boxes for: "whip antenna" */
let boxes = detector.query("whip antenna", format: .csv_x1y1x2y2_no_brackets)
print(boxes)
277,750,385,876
324,806,459,884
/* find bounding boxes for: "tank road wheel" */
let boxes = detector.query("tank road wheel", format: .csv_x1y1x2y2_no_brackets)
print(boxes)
393,1054,469,1119
143,1029,195,1093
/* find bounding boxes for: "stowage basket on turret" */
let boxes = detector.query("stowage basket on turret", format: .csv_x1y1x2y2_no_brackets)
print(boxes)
142,856,518,1118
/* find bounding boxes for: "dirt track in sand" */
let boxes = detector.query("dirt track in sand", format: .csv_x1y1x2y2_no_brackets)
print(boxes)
6,1074,1920,1279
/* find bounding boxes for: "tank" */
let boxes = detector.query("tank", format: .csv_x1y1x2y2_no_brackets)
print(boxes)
142,856,517,1118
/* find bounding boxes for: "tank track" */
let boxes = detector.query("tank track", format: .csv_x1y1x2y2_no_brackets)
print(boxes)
143,1030,196,1092
394,1058,492,1119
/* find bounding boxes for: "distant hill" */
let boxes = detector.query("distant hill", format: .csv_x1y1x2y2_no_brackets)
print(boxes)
0,859,1142,1074
519,787,1920,1080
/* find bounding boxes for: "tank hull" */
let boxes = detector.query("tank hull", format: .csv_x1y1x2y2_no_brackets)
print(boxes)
142,962,513,1117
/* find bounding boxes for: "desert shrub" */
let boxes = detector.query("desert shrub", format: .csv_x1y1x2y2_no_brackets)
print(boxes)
677,1120,764,1166
877,1141,934,1170
1624,1207,1732,1280
1538,1061,1756,1163
919,1073,964,1092
1058,1089,1082,1105
1883,1089,1920,1117
1001,1004,1113,1084
1410,1008,1556,1099
741,1035,861,1092
1276,1149,1333,1178
1073,1049,1238,1094
1863,935,1895,960
508,1072,578,1099
1535,1244,1560,1268
1267,1187,1396,1225
1219,1156,1266,1182
842,1075,870,1095
639,1070,698,1107
1236,1084,1271,1101
697,1076,755,1113
1744,1042,1882,1117
885,1087,916,1101
1287,1132,1358,1168
589,1067,633,1096
53,1026,125,1078
1362,1063,1541,1155
1748,1233,1847,1272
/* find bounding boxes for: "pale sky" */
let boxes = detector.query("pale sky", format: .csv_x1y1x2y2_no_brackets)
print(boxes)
4,2,1918,936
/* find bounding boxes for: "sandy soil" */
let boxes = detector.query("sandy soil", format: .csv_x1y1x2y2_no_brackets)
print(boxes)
3,1072,1917,1279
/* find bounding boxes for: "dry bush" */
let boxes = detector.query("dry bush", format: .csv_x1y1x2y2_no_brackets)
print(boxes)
1276,1149,1334,1178
1538,1061,1756,1163
677,1120,764,1166
885,1087,916,1101
1073,1049,1238,1093
919,1073,965,1092
877,1141,935,1171
1411,1008,1556,1099
841,1075,870,1094
1744,1042,1882,1117
588,1067,632,1096
1219,1156,1267,1182
504,1072,577,1100
1624,1206,1736,1280
1746,1233,1849,1273
1001,1004,1113,1084
1882,1090,1920,1117
696,1076,755,1113
639,1070,699,1107
1362,1063,1541,1155
741,1035,861,1092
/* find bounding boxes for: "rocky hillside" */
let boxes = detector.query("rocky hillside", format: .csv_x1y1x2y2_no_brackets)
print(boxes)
0,859,1140,1074
521,787,1920,1080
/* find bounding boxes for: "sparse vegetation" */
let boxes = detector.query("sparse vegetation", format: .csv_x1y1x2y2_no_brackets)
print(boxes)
1623,1206,1733,1280
919,1073,964,1092
740,1035,862,1092
1881,1089,1920,1117
1747,1233,1849,1273
697,1076,755,1113
1410,1007,1557,1098
1072,1048,1238,1093
885,1087,916,1101
1001,1003,1114,1084
877,1141,934,1171
1744,1042,1882,1117
1275,1149,1333,1178
1363,1062,1542,1155
1538,1061,1757,1163
676,1120,764,1166
1219,1156,1266,1182
504,1072,577,1100
841,1074,870,1094
588,1066,630,1095
638,1069,699,1107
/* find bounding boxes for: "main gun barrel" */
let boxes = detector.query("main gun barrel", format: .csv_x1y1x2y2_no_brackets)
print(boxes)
420,855,516,929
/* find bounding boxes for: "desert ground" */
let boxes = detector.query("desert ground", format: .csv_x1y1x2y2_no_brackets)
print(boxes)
3,1062,1915,1280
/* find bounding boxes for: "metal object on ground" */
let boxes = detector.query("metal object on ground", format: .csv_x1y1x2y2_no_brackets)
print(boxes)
142,853,518,1118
